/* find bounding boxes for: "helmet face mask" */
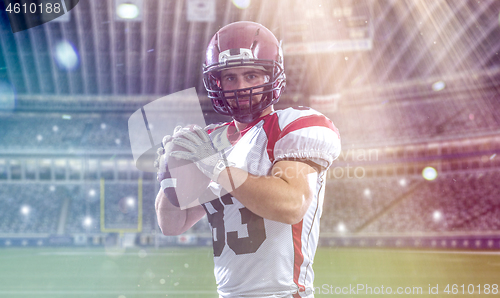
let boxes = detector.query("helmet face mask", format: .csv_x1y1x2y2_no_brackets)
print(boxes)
203,22,286,123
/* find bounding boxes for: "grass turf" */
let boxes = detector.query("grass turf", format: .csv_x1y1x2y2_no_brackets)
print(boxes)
0,246,498,297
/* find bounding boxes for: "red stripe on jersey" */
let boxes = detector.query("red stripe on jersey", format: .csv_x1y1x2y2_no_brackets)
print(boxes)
262,113,281,162
226,122,241,145
225,114,272,145
264,113,339,163
280,114,340,141
292,219,305,298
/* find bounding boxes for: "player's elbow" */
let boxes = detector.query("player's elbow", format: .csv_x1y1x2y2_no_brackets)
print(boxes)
283,214,304,225
285,208,307,225
159,224,184,236
157,216,187,236
282,194,311,225
161,229,182,236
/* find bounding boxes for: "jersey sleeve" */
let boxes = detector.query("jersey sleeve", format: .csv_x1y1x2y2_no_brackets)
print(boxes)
272,108,341,169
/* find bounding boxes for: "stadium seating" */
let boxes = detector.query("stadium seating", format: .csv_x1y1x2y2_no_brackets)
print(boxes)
0,113,130,150
330,90,500,146
1,91,499,240
321,169,500,234
322,176,419,233
0,184,63,234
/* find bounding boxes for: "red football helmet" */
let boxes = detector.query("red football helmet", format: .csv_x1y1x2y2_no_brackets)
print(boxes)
203,21,286,123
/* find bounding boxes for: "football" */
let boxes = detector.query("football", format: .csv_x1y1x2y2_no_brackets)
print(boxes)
167,143,212,209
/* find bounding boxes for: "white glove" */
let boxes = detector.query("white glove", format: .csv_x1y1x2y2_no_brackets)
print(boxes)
154,126,183,176
170,125,232,182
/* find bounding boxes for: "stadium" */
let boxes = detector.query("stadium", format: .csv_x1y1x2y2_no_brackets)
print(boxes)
1,0,500,297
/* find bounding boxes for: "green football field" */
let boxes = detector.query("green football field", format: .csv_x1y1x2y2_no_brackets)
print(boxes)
1,246,499,297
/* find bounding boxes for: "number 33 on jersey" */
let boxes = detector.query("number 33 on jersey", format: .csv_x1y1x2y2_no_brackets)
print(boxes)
203,193,266,257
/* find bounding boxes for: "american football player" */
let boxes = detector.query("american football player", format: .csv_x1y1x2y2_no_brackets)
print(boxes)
155,21,341,297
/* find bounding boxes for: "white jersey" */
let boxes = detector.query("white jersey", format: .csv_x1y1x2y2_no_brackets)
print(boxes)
202,107,341,298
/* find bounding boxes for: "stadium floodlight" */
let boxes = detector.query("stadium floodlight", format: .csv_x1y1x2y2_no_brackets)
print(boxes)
432,80,446,92
115,0,143,21
433,210,442,222
337,222,346,233
54,41,79,71
117,4,139,19
126,197,135,207
422,166,438,181
20,205,30,215
232,0,251,9
83,217,92,227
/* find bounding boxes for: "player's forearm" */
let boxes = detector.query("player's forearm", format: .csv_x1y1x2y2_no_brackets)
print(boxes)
155,190,187,235
155,190,204,235
217,167,314,225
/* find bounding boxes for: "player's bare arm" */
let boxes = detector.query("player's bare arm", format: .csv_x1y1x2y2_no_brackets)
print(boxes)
154,128,209,236
155,189,205,236
217,160,318,225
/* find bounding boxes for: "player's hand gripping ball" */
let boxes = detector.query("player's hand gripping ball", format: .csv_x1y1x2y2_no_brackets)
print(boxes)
170,125,231,182
155,125,210,208
166,125,212,208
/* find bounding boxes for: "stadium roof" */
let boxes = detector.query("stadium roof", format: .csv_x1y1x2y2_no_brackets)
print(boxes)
0,0,499,107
